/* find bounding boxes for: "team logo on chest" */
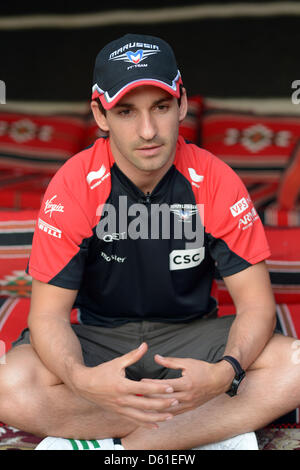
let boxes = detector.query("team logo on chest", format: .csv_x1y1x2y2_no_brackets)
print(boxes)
170,204,198,223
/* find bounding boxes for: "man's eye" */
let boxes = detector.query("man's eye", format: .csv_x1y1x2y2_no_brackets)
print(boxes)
119,109,131,116
157,105,169,111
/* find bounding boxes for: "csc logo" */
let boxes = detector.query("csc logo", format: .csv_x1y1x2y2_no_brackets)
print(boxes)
169,247,205,271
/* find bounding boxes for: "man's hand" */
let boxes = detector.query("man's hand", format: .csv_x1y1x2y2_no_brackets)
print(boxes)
72,343,179,428
141,354,235,415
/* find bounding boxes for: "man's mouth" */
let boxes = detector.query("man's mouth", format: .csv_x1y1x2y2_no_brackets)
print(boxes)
136,144,163,156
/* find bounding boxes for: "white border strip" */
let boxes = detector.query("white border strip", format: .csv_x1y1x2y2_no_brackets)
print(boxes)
1,3,300,29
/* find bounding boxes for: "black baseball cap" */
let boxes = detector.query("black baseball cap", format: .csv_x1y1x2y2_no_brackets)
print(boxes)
92,33,182,110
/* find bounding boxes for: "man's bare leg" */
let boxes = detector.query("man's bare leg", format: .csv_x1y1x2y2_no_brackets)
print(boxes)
0,344,137,439
2,334,300,449
122,334,300,449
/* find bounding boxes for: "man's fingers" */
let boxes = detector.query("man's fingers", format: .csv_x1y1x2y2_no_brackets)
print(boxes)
119,342,148,368
126,378,175,396
154,354,185,370
121,394,179,412
141,377,185,392
120,406,173,426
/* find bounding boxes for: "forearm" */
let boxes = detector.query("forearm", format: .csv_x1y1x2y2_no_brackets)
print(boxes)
221,262,277,371
223,305,276,370
28,314,85,391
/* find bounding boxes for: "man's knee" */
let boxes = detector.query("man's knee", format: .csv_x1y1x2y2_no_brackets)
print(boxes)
250,334,298,370
0,344,60,395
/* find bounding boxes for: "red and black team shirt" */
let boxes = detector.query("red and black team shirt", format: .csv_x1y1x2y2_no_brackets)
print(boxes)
27,136,270,327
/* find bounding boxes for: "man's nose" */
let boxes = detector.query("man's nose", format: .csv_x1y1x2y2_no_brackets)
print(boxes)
138,112,157,141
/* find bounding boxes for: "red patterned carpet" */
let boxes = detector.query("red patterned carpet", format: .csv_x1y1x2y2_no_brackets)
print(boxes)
256,428,300,450
0,424,300,450
0,424,41,450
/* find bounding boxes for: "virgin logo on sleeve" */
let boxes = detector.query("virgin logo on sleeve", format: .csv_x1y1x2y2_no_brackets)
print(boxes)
44,195,64,218
230,197,249,218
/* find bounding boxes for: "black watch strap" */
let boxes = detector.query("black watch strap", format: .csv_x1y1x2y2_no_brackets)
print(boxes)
217,355,246,397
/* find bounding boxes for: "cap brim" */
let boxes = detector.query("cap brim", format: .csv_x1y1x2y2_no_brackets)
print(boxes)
92,74,182,110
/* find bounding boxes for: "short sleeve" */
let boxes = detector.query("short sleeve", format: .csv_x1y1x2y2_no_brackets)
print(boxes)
27,169,93,289
204,156,271,277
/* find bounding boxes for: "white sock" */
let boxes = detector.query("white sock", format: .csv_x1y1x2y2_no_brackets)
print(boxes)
35,436,125,450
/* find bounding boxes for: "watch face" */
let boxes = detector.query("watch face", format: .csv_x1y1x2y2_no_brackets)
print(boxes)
226,372,246,397
218,356,246,397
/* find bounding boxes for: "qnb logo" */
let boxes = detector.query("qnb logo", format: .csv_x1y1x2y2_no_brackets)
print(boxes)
0,80,6,104
169,247,205,271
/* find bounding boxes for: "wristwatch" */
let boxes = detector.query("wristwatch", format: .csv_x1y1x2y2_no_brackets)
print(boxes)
217,355,246,397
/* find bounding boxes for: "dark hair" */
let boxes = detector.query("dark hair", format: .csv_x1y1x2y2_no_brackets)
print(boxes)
94,85,184,117
177,84,183,108
94,98,107,117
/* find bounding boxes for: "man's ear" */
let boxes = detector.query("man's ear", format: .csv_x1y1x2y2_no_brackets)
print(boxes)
178,87,188,123
90,101,109,132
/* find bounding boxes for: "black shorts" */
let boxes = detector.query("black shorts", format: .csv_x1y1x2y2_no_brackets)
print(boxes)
13,314,235,380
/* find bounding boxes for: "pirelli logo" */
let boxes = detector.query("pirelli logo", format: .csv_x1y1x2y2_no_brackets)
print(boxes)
38,218,62,238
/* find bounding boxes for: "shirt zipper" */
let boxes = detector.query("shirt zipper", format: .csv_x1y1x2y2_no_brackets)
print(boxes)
145,192,151,204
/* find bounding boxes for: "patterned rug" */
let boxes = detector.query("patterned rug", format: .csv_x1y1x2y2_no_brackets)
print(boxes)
0,424,41,450
0,424,300,450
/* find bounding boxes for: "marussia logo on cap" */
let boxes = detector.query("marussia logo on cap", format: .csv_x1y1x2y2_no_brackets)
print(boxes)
109,49,160,64
126,50,144,64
